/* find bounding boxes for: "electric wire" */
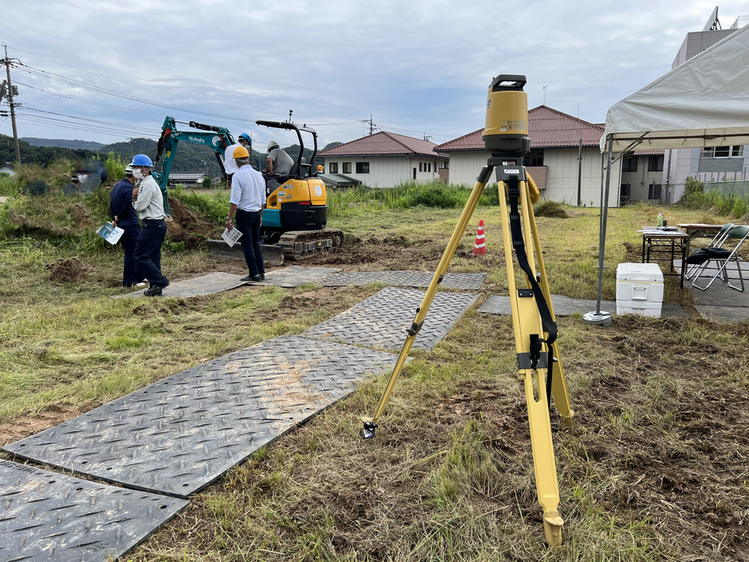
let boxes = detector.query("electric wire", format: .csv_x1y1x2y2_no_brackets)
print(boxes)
23,107,154,136
17,115,156,138
16,64,255,124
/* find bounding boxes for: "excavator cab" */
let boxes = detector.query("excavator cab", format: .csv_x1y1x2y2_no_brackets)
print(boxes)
255,120,339,254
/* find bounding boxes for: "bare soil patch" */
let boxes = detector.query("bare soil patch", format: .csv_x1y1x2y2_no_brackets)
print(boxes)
0,405,88,446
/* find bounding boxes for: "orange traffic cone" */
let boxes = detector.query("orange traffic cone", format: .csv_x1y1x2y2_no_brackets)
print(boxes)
473,219,486,255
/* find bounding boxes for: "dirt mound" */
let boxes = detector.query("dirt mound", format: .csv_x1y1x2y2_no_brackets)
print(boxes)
168,196,216,237
166,221,205,250
47,257,87,282
533,200,569,218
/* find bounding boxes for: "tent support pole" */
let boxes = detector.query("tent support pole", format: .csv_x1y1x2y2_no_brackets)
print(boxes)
584,135,613,327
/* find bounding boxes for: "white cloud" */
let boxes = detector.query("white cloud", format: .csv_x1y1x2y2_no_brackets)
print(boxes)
2,0,747,147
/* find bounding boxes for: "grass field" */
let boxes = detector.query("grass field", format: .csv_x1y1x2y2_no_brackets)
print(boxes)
1,198,748,561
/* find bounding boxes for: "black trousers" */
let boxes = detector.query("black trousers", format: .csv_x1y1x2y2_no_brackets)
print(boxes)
235,209,264,277
120,224,141,286
134,219,169,287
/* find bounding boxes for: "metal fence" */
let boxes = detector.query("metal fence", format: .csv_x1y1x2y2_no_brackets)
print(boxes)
696,170,749,202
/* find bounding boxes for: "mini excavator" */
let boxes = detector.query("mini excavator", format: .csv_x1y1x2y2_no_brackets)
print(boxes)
360,75,574,547
154,116,343,260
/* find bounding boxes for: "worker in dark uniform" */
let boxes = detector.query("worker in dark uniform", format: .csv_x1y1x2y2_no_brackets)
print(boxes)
111,164,142,287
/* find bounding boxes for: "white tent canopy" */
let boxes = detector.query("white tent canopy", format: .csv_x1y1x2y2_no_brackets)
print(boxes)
600,23,749,153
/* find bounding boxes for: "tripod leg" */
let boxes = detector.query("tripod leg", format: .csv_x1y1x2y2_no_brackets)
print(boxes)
362,166,493,438
499,179,564,546
525,192,574,429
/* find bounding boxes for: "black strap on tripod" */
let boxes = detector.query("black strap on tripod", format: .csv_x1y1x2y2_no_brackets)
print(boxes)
507,175,557,408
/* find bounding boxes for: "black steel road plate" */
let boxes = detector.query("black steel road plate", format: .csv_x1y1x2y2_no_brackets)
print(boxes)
115,272,246,299
2,337,396,498
0,459,188,562
321,271,486,290
303,287,478,351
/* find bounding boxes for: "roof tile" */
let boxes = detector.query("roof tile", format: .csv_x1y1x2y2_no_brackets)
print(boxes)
435,106,606,152
318,131,447,158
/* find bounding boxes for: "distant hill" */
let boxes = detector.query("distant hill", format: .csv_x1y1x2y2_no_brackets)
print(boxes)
0,133,336,178
21,137,105,150
0,134,94,166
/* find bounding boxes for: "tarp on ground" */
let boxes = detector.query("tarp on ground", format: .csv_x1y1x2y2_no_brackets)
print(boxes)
600,24,749,152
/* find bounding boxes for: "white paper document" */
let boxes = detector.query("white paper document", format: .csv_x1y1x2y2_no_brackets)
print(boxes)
222,227,243,247
96,222,125,245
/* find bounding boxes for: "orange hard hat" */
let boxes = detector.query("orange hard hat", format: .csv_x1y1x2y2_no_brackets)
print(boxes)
233,145,250,159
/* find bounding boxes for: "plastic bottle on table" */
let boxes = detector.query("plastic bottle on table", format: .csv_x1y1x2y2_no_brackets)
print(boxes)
656,213,663,227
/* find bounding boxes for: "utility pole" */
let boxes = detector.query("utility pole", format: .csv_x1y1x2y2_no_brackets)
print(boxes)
576,137,583,206
363,114,377,135
128,137,134,159
2,46,21,164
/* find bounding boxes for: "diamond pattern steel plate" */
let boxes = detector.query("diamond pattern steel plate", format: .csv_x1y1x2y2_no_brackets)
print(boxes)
114,272,246,299
303,287,478,351
2,337,396,498
262,266,341,287
0,459,188,562
321,271,486,290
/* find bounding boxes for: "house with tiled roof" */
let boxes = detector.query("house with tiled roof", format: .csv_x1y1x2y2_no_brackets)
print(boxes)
317,131,448,188
436,106,627,206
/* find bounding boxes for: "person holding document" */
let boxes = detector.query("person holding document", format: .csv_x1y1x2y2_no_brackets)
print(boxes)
110,165,142,287
225,146,265,282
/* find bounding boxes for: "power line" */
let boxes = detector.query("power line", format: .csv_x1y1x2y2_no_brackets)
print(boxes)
23,107,154,136
16,63,255,124
17,114,155,138
12,80,169,121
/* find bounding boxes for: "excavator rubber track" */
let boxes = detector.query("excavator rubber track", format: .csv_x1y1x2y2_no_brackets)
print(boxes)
278,229,344,260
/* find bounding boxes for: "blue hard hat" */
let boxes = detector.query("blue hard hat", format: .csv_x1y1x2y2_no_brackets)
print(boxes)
131,154,153,167
238,133,251,143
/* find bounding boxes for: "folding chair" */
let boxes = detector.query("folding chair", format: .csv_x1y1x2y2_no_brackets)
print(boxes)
691,225,748,292
684,222,734,280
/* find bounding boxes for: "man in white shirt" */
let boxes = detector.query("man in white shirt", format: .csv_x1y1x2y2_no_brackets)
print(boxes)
223,133,252,189
226,145,265,282
130,154,170,296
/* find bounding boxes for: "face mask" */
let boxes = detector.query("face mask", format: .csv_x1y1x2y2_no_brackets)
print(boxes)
132,168,145,180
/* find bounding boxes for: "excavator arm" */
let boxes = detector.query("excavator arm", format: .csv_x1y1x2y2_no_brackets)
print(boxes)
152,116,238,214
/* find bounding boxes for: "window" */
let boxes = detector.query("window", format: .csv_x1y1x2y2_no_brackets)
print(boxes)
419,162,423,172
355,162,369,174
622,157,638,172
648,155,664,172
523,149,544,167
342,162,351,174
701,145,744,158
329,162,338,174
413,167,416,179
428,163,431,172
648,183,662,200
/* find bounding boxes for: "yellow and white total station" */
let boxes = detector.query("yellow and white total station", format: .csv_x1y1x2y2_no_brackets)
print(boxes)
362,74,574,547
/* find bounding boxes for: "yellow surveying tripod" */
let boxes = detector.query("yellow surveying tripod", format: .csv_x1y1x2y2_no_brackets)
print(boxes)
361,75,573,547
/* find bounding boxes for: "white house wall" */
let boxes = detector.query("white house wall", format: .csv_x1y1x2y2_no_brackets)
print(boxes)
323,155,445,187
447,148,621,207
447,151,490,187
544,148,618,207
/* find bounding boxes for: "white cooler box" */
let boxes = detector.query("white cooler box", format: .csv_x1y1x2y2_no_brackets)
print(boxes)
616,263,664,318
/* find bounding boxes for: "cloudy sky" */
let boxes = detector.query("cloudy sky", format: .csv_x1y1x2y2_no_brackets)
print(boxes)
2,1,748,150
